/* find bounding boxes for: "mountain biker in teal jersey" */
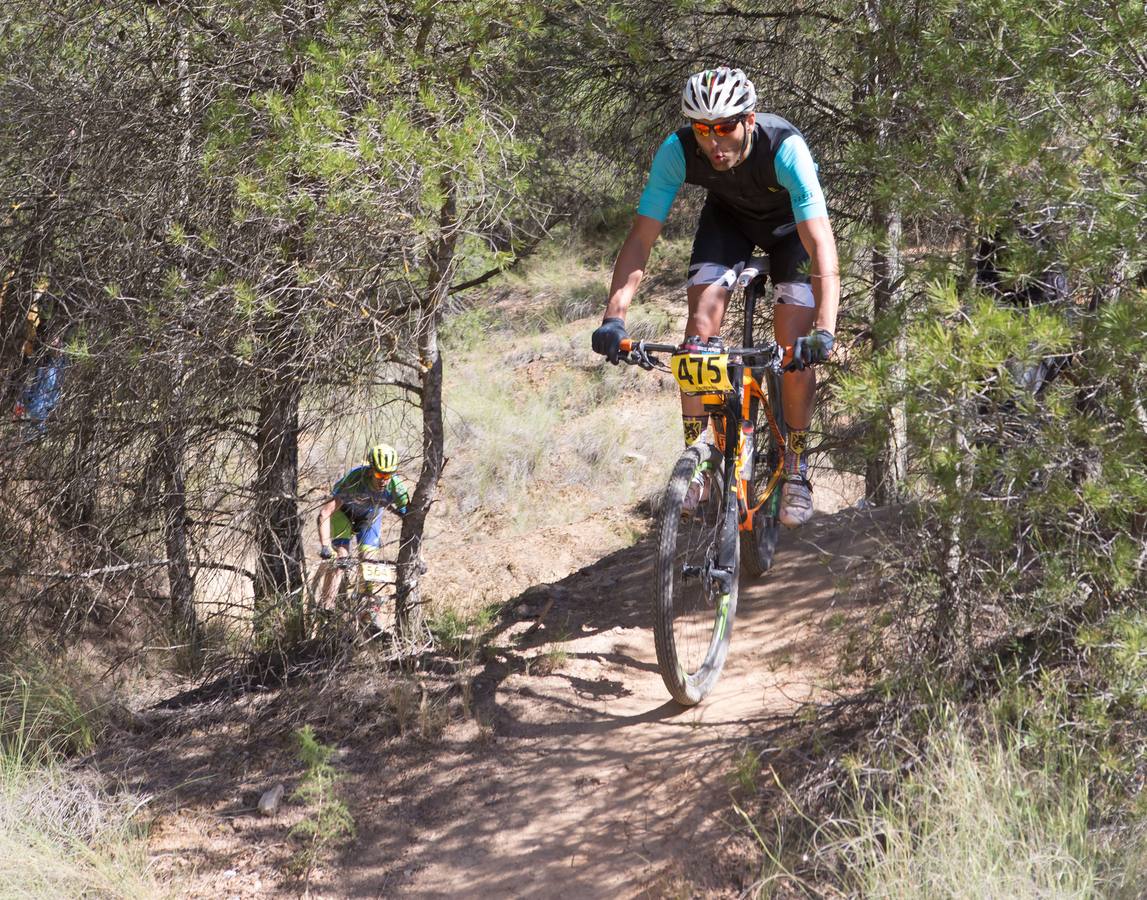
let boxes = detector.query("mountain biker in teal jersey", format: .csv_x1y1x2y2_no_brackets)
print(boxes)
315,443,409,617
591,67,841,527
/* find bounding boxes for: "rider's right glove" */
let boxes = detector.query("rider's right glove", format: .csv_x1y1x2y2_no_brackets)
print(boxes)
791,329,835,371
320,544,334,560
591,317,629,365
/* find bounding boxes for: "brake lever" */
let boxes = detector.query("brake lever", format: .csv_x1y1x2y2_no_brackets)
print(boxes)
622,342,658,371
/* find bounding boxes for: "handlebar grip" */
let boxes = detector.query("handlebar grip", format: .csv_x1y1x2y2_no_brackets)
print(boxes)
619,338,634,353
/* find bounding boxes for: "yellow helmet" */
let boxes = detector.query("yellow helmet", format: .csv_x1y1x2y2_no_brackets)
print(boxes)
368,443,398,474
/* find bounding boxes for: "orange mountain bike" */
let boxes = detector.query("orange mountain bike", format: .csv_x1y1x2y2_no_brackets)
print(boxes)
620,261,804,705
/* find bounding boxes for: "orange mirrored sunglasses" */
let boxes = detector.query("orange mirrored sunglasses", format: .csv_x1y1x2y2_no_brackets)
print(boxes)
691,116,744,139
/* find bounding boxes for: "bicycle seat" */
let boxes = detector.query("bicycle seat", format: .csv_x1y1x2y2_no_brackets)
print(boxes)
737,256,770,288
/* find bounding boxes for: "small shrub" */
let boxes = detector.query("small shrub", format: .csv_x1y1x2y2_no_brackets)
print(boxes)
728,744,763,796
428,608,469,656
536,286,603,331
530,643,568,676
428,604,497,659
626,305,673,343
289,726,355,884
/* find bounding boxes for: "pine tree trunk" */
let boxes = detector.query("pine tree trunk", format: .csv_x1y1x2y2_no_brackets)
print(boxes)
938,391,972,664
162,15,200,659
395,177,457,644
161,422,199,653
860,0,909,506
396,323,442,644
254,376,304,619
865,204,908,504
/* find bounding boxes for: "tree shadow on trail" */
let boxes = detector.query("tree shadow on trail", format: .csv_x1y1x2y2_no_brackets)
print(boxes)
467,505,890,740
96,506,893,898
330,506,895,898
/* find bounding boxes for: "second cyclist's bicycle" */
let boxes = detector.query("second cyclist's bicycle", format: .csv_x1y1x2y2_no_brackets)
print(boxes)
308,549,398,642
621,259,810,705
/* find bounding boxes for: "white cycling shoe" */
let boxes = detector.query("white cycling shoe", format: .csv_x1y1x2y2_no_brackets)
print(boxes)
778,476,814,528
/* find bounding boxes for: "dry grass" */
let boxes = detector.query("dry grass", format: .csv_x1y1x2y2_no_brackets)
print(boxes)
755,720,1105,899
0,765,163,899
0,673,165,899
839,729,1098,898
442,311,682,530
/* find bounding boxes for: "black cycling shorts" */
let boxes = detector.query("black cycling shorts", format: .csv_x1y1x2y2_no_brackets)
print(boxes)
687,199,811,290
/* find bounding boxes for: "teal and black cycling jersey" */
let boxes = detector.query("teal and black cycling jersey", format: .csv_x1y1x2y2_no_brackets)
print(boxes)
637,115,827,227
332,466,409,521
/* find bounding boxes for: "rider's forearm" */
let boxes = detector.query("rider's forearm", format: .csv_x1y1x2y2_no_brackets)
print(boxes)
798,216,841,334
811,264,840,335
604,217,660,321
604,251,647,320
316,500,338,547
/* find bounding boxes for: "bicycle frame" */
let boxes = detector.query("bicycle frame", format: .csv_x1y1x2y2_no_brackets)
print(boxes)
619,273,791,588
739,272,789,532
703,366,786,530
704,354,786,590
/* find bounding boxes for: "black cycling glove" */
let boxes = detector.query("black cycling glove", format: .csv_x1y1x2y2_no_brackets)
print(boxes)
591,317,629,365
320,544,334,560
792,329,835,371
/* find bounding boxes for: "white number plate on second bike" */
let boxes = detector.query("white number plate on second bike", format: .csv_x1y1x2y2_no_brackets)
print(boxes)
672,352,733,394
360,561,396,583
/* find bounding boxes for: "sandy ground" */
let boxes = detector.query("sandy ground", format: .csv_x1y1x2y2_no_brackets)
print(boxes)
349,503,880,899
96,471,899,899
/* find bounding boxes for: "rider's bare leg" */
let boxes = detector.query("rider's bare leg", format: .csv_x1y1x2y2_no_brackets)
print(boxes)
774,303,817,430
318,545,351,610
680,281,732,442
775,301,818,527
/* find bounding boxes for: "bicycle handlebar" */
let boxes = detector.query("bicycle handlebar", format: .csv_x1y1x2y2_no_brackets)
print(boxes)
618,338,800,371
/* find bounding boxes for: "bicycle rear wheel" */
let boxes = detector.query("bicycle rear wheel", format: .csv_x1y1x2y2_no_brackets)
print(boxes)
654,442,739,705
741,369,785,576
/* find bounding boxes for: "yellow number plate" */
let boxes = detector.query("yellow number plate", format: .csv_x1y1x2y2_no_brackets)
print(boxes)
672,352,733,394
360,562,396,584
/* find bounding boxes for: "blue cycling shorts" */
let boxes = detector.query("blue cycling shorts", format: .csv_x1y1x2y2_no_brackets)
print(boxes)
331,508,384,550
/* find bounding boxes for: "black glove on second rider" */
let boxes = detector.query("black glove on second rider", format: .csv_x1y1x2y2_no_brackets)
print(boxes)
792,328,835,371
591,317,629,365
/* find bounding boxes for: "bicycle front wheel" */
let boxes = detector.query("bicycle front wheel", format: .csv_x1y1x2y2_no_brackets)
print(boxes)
654,442,740,706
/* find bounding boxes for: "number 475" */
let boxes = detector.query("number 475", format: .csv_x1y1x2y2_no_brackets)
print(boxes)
676,355,721,384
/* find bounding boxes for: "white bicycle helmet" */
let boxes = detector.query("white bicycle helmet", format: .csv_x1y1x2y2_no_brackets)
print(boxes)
681,67,757,120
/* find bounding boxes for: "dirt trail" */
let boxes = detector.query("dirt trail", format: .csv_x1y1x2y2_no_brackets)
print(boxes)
336,501,885,898
110,491,890,898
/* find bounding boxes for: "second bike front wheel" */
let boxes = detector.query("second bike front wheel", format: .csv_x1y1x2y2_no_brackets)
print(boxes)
654,442,740,706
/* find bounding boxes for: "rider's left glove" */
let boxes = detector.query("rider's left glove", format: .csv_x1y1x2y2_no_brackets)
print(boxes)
320,544,334,560
792,329,835,371
591,317,629,365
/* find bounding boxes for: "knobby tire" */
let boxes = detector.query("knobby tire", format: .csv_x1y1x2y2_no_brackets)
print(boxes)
654,442,740,706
